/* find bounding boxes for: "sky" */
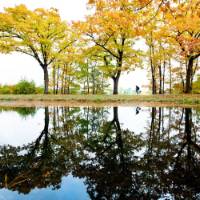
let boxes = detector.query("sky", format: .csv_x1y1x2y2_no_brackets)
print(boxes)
0,0,149,92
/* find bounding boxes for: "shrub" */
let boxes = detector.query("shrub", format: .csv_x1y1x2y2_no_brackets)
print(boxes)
35,86,44,94
14,79,36,94
0,85,14,94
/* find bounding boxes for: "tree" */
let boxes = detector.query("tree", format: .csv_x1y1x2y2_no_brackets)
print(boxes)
0,5,76,94
75,48,110,94
162,0,200,93
50,47,80,94
77,0,142,94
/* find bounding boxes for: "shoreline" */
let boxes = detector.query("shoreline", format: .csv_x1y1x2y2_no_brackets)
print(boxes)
0,94,200,107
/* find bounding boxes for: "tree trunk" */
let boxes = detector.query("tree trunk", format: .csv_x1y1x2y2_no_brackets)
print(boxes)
113,107,120,130
86,65,90,94
191,58,198,90
92,74,96,94
185,108,192,137
185,108,192,167
44,107,49,132
87,76,90,94
185,57,194,93
181,77,185,93
43,66,49,94
162,60,166,94
149,33,157,95
60,69,65,94
169,59,172,94
150,107,156,139
152,75,157,94
113,76,119,95
67,85,70,94
52,65,56,94
159,64,162,94
56,67,60,94
150,53,156,94
67,77,70,94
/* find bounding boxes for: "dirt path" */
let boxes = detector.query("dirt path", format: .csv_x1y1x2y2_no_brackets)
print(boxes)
0,100,200,108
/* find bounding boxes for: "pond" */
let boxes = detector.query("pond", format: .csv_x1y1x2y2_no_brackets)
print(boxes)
0,106,200,200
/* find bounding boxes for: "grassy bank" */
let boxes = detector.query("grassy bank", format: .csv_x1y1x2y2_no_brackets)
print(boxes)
0,94,200,107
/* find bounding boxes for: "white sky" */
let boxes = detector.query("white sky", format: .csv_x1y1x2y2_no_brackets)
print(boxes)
0,0,148,92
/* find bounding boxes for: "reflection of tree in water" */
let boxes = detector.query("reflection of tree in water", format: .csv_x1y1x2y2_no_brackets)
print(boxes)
0,107,72,194
72,107,146,200
0,107,36,118
0,106,109,194
167,108,200,198
141,107,200,199
71,107,200,200
0,106,199,199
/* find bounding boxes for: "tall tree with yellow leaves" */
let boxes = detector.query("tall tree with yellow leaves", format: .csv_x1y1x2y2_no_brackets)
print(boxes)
78,0,143,94
0,5,76,94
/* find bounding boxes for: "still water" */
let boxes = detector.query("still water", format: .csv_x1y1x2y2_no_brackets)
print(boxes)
0,106,200,200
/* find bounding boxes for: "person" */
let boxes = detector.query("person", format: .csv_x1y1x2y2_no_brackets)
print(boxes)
136,107,141,115
136,85,141,94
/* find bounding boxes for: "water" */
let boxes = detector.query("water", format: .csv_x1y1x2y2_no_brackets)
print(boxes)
0,106,200,200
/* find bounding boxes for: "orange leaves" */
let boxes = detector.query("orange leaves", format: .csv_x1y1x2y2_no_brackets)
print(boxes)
78,0,145,77
177,35,200,57
88,0,95,4
160,0,200,59
137,0,152,7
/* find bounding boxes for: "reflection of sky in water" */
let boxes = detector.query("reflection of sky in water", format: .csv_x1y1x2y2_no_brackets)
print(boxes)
0,106,150,200
118,106,149,133
0,106,198,200
0,175,89,200
102,106,149,134
0,107,149,147
0,109,44,146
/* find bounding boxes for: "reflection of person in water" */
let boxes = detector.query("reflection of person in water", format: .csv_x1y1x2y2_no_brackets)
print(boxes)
136,107,141,115
136,85,141,94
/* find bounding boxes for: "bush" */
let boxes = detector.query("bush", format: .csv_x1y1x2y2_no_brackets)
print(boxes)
35,86,44,94
13,79,36,94
0,85,14,94
0,80,43,94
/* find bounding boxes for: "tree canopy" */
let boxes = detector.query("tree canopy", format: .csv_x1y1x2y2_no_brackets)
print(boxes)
0,1,200,94
0,5,76,94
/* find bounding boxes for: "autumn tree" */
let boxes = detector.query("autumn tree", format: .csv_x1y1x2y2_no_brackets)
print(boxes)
50,46,81,94
162,0,200,93
77,0,143,94
145,26,175,94
0,5,76,94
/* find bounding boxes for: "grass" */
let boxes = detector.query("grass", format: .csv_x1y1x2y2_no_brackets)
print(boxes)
0,94,200,107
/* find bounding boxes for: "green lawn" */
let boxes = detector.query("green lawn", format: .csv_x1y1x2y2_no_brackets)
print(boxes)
0,94,200,106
